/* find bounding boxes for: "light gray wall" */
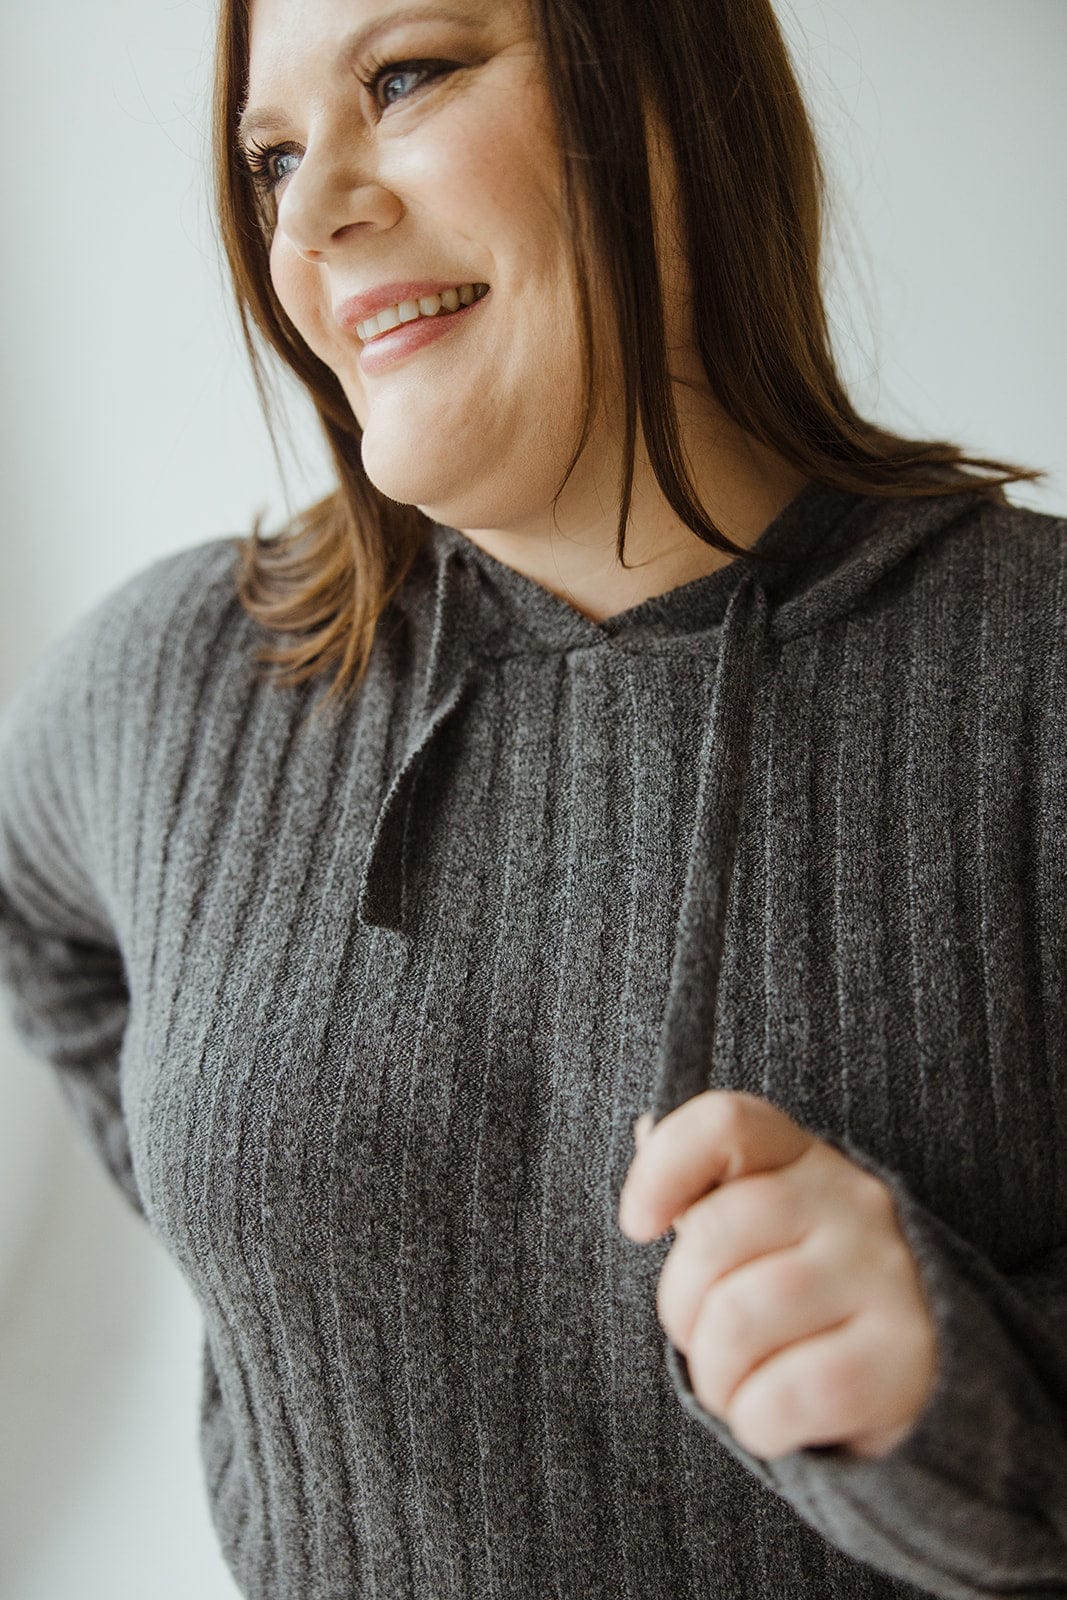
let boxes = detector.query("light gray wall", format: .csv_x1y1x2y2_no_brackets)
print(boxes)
1,3,1064,1595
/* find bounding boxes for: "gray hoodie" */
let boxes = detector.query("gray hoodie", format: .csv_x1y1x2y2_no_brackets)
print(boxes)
1,477,1066,1598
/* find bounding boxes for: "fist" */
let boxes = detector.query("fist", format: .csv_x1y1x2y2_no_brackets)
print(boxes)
618,1091,939,1462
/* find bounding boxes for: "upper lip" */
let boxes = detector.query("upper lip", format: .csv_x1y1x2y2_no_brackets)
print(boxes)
334,279,487,334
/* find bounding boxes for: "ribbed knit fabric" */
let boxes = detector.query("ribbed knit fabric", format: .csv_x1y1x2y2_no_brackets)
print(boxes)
2,477,1066,1599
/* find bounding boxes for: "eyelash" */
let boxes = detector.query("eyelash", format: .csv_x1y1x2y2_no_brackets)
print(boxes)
240,57,455,195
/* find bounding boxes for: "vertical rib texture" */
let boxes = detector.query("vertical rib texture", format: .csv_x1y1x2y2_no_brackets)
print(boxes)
1,478,1066,1600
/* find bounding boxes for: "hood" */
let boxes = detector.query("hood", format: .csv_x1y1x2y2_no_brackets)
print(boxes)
357,477,986,1132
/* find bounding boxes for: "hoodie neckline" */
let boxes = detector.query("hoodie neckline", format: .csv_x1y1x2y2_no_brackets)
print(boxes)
363,477,989,979
427,477,872,655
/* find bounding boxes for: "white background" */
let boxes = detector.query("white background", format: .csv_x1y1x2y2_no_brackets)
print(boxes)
1,2,1064,1595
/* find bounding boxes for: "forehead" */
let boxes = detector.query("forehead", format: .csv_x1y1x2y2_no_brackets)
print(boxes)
247,0,497,63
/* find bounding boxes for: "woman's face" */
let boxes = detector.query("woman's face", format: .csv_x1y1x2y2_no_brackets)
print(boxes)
243,0,601,528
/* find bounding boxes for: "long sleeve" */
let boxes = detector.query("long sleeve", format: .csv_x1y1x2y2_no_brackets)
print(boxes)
0,536,246,1228
0,588,142,1218
3,489,1061,1598
664,1131,1067,1598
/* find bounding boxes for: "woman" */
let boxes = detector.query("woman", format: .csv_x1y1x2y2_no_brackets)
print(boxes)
1,0,1064,1595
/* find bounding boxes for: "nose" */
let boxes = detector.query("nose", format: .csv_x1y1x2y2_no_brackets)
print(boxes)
277,148,395,261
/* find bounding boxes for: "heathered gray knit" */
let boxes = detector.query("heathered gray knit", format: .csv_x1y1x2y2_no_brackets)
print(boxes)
2,477,1066,1599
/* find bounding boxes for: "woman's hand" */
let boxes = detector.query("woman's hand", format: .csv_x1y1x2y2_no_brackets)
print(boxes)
618,1090,939,1462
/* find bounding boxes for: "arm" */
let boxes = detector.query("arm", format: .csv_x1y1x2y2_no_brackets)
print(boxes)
0,597,142,1218
665,1130,1067,1599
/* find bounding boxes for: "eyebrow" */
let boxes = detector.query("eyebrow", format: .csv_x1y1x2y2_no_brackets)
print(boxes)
237,4,484,146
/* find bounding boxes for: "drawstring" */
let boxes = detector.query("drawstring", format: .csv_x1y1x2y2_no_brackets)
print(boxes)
646,569,771,1129
358,542,774,1138
357,547,482,937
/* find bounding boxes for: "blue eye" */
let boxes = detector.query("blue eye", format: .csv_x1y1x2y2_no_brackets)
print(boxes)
369,57,454,110
239,60,456,196
240,139,299,194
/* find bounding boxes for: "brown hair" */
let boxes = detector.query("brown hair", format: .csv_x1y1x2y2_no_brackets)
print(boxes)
211,0,1047,713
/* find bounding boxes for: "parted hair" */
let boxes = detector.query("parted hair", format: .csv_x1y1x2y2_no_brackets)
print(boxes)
212,0,1046,711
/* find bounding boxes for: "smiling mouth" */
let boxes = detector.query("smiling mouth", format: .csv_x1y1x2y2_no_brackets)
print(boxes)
357,283,491,344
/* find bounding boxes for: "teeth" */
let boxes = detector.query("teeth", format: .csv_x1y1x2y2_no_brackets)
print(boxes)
357,282,490,343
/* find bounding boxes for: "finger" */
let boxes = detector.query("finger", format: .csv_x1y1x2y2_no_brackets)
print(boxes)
634,1112,653,1145
681,1242,856,1427
656,1168,811,1348
619,1090,814,1242
719,1312,884,1461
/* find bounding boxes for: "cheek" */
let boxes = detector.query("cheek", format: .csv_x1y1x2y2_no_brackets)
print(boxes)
268,237,336,359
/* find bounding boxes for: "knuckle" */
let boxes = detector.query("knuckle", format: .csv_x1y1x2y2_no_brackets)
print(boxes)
655,1256,681,1340
692,1361,727,1423
761,1250,817,1306
727,1384,789,1460
691,1179,751,1243
709,1279,753,1343
706,1167,794,1242
810,1343,869,1425
702,1091,751,1146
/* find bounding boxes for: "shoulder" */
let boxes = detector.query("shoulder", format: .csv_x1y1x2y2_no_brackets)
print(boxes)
885,491,1067,646
921,495,1067,723
941,494,1065,648
77,533,246,668
0,536,242,922
0,533,250,767
937,492,1067,580
9,537,244,707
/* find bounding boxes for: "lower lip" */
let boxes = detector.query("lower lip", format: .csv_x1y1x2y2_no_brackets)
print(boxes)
357,291,491,376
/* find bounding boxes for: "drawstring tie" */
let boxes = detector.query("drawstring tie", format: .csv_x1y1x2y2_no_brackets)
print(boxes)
358,542,773,1141
357,549,483,936
648,569,770,1128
